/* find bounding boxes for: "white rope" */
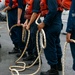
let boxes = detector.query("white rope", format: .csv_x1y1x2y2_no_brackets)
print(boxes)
11,69,19,75
22,27,26,42
6,11,10,32
62,39,75,75
35,14,46,49
9,24,26,42
62,42,67,75
3,11,26,42
9,26,30,74
9,14,46,75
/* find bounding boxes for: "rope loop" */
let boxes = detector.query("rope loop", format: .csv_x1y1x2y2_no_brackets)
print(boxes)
62,39,75,75
35,14,46,49
9,24,26,42
9,14,46,75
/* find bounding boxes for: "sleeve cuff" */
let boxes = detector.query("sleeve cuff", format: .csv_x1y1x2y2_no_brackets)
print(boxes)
9,4,12,8
33,10,40,13
66,28,72,33
18,6,23,9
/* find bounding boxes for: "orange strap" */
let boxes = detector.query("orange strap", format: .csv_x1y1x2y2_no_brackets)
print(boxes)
24,0,34,19
62,0,72,10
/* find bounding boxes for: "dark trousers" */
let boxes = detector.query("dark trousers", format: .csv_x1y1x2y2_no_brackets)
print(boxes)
26,22,38,56
8,9,25,50
44,11,62,65
70,28,75,71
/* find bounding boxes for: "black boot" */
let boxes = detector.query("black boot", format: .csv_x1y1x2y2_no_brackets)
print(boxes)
40,65,59,75
0,43,1,48
23,55,36,61
27,59,42,66
57,63,62,71
8,47,20,54
40,69,59,75
16,51,27,58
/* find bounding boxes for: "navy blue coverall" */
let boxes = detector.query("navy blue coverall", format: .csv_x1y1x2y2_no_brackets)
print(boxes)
66,0,75,71
17,0,39,57
29,1,41,56
8,0,25,50
33,0,62,67
19,0,40,56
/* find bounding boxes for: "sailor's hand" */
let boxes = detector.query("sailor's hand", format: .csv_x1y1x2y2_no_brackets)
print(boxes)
2,9,6,12
26,24,30,30
66,33,72,43
17,19,21,26
23,20,28,28
38,22,45,31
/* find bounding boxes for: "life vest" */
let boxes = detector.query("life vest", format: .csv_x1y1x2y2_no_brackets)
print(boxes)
12,0,18,8
40,0,48,16
62,0,72,10
40,0,63,17
5,0,18,8
24,0,34,19
24,0,48,19
5,0,9,6
23,0,28,5
25,0,63,19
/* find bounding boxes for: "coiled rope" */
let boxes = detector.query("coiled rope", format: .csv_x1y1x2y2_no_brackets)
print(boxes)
9,24,26,42
9,24,30,74
9,14,46,75
35,14,46,49
62,39,75,75
6,10,26,42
